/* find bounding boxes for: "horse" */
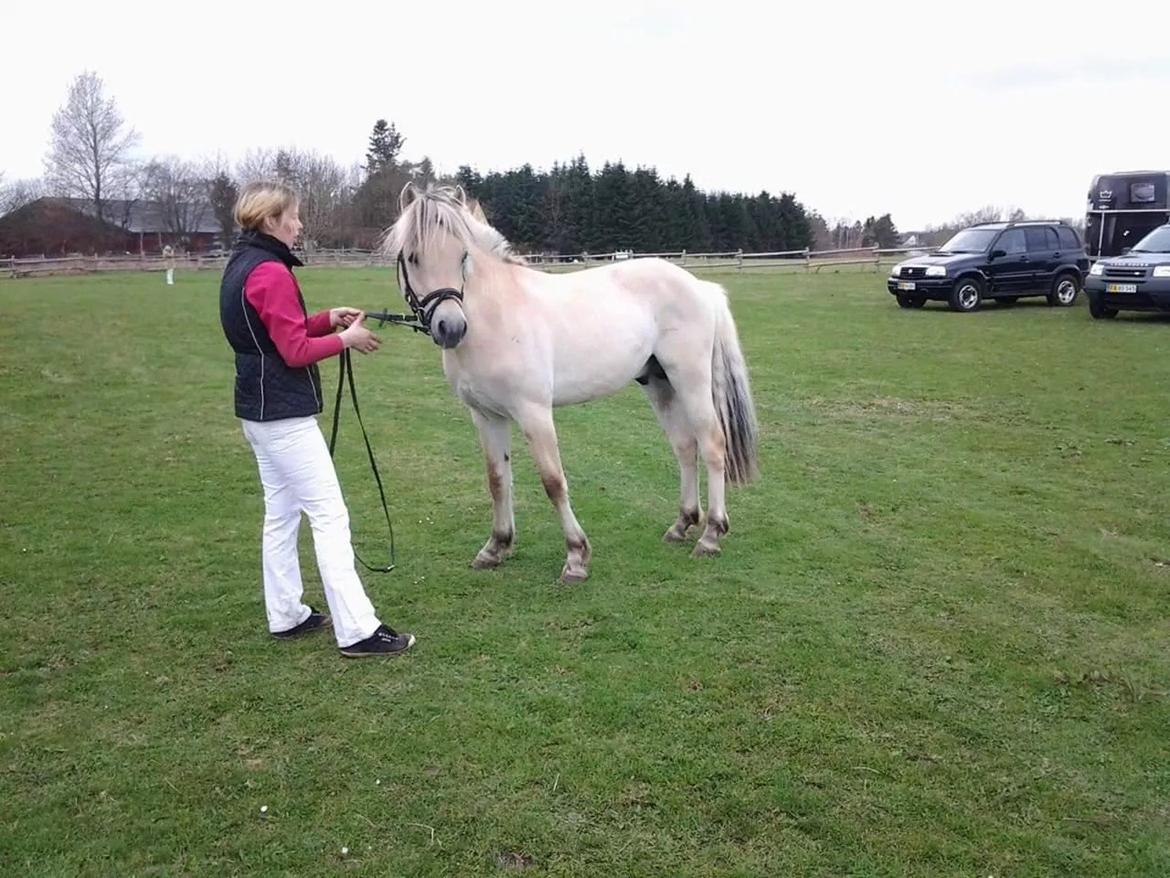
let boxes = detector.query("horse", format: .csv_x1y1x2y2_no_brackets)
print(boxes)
383,184,759,583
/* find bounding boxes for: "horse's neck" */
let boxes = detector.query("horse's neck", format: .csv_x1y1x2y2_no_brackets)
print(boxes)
465,258,532,317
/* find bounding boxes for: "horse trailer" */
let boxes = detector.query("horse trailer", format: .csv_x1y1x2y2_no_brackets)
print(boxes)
1085,170,1170,260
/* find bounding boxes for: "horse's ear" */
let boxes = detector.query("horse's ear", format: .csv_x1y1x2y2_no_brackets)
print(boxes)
454,184,467,206
399,182,419,213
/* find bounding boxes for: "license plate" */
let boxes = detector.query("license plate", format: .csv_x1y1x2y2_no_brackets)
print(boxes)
897,281,916,291
1106,283,1137,293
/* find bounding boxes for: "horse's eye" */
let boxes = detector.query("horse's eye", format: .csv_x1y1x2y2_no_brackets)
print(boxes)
408,253,419,266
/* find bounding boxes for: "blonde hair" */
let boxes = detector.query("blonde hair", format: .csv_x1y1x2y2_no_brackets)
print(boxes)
233,181,298,231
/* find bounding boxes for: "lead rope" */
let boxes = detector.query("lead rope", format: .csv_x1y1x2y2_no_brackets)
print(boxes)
328,347,396,572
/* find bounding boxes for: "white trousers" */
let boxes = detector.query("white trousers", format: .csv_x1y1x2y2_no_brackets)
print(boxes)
241,416,381,647
166,268,174,285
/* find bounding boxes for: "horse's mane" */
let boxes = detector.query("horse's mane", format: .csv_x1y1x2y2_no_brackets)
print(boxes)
383,184,525,265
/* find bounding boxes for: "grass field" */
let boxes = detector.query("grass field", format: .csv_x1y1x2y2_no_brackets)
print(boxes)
2,266,1169,877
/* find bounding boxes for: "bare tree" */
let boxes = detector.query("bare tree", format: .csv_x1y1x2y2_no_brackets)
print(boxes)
101,160,149,229
140,157,211,240
236,148,277,185
284,151,351,249
922,205,1035,246
238,147,353,249
0,176,46,216
43,71,139,224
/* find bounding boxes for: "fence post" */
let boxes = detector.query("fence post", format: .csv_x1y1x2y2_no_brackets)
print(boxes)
873,246,880,273
804,248,810,272
737,249,743,272
681,249,687,267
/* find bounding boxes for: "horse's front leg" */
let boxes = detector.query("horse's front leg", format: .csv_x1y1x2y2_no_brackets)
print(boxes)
516,406,590,583
469,408,515,570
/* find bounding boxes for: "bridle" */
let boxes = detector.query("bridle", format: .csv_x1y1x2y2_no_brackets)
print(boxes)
365,252,467,338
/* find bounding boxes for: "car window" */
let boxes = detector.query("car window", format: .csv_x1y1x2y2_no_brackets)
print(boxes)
1045,228,1061,250
1058,227,1081,250
1130,225,1170,253
1025,228,1051,252
998,229,1027,254
940,228,998,253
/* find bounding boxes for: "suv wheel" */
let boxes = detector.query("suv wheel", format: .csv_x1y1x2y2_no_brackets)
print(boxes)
1088,295,1118,320
949,277,983,312
896,294,926,309
1048,272,1080,307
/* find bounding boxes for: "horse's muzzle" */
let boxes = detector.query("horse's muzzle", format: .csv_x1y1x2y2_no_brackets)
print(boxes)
433,316,467,349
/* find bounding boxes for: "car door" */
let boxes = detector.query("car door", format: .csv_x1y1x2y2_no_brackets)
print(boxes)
986,228,1029,293
1024,227,1057,292
1058,225,1089,275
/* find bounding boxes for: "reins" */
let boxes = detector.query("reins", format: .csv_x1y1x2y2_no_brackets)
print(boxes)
325,248,467,572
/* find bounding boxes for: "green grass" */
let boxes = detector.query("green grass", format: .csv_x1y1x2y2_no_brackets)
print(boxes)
2,266,1168,877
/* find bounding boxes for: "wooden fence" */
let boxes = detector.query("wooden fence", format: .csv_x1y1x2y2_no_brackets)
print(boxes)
3,245,933,279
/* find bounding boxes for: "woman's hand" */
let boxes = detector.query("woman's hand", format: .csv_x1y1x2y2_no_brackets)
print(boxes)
339,313,382,354
330,307,362,329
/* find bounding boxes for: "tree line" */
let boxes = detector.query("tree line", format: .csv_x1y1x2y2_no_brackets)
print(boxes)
0,70,919,255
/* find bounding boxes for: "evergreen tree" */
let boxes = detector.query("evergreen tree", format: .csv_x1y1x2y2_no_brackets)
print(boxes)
462,156,810,256
365,119,405,175
862,213,900,248
631,167,667,252
563,155,594,253
455,165,484,199
208,171,238,245
591,161,635,251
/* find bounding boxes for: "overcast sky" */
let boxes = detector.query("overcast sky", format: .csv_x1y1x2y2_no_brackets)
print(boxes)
5,0,1169,230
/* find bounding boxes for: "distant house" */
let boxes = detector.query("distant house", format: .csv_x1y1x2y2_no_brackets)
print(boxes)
0,197,222,257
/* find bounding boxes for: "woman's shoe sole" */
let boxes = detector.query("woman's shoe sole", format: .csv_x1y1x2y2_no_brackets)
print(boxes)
339,634,416,658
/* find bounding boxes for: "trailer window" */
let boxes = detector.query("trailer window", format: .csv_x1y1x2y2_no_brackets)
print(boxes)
1131,182,1157,204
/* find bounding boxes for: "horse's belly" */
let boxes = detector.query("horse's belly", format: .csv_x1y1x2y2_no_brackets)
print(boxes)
551,373,631,406
551,341,651,406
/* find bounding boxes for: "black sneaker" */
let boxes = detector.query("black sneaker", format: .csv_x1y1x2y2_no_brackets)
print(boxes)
271,607,331,639
339,625,416,658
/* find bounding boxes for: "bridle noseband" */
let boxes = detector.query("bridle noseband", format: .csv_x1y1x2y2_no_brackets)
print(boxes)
395,252,466,337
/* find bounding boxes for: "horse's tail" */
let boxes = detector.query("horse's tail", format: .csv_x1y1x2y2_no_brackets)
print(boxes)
710,288,760,485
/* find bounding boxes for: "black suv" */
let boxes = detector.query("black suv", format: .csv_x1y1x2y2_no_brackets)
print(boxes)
888,221,1089,312
1084,223,1170,318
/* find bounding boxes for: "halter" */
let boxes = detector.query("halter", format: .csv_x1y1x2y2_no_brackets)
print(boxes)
393,251,467,336
361,251,469,336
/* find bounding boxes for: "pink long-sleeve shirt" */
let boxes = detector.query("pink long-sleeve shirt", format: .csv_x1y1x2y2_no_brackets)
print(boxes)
244,262,344,368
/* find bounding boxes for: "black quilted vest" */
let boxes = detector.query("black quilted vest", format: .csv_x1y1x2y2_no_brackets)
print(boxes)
219,231,324,421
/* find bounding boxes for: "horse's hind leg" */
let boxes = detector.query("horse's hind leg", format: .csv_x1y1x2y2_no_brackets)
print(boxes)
664,365,729,558
515,404,590,584
470,408,515,569
639,373,701,542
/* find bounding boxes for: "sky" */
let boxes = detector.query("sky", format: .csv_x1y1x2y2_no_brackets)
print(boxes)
5,0,1170,230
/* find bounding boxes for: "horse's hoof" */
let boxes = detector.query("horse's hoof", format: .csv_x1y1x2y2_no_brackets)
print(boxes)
691,539,721,558
472,552,502,570
663,527,689,543
560,565,588,584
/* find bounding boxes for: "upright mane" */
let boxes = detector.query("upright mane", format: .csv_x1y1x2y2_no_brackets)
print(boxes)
383,184,523,264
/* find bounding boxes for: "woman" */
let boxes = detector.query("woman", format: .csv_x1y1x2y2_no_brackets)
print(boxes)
219,181,414,659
